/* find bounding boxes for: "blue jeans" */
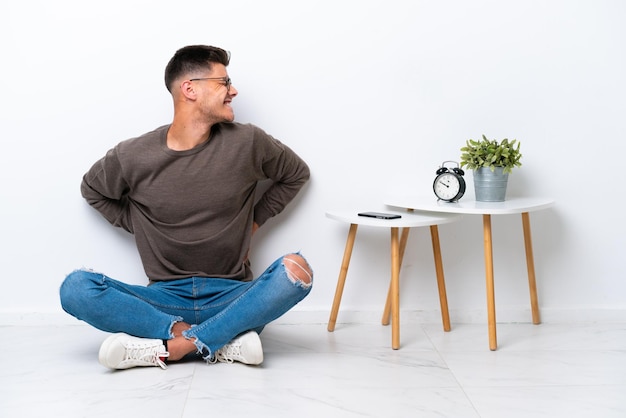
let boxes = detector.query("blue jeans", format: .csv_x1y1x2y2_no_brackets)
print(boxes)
60,254,313,358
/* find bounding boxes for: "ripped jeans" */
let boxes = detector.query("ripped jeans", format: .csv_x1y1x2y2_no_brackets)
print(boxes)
59,254,313,358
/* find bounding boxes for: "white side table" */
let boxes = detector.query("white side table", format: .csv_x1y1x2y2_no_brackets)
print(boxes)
385,196,555,350
326,209,462,349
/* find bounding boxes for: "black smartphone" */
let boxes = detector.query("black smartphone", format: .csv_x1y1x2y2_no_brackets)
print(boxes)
357,211,401,220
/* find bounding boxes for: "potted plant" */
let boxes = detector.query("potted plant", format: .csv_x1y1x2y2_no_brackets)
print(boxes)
460,135,522,202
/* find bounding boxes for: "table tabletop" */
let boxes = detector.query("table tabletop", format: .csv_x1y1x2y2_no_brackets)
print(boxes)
326,209,462,228
385,195,555,215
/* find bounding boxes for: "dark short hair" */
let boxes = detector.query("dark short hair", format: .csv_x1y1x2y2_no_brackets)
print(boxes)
164,45,230,92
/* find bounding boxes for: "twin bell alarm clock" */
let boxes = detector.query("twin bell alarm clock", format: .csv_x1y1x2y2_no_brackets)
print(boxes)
433,161,465,202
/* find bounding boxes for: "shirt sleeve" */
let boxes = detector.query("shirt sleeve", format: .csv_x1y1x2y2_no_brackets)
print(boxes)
80,147,134,233
253,132,310,227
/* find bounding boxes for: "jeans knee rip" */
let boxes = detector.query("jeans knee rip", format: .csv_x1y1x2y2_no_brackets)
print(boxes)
282,253,313,288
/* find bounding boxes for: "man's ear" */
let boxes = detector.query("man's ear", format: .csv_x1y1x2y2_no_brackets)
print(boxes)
179,79,197,100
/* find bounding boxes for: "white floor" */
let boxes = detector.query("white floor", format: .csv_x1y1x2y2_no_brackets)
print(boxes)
1,320,625,418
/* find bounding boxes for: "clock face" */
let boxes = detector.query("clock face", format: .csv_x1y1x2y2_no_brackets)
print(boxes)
434,172,462,201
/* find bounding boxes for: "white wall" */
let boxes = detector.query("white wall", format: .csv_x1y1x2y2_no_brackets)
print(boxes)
1,0,625,324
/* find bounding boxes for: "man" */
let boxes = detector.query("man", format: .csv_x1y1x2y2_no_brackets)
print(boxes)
60,45,313,370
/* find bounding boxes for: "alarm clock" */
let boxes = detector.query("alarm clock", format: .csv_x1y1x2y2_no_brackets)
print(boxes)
433,161,466,202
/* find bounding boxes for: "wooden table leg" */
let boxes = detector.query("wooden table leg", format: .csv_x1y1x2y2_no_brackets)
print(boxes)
328,223,358,332
382,227,410,325
430,225,451,332
390,227,401,349
483,214,498,351
522,212,541,325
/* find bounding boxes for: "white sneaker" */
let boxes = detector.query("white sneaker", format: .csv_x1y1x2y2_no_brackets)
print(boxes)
98,333,169,370
211,331,263,365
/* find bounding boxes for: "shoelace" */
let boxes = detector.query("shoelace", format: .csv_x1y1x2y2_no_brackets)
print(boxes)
124,343,169,369
210,342,241,364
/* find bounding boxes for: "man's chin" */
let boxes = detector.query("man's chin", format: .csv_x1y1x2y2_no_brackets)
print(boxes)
223,109,235,122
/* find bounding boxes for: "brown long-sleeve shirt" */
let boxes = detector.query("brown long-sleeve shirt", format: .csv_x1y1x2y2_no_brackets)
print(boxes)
81,122,309,282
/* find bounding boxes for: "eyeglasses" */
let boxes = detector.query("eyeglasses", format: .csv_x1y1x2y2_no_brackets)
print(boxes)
189,76,232,91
